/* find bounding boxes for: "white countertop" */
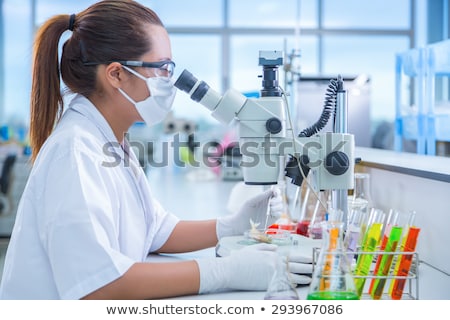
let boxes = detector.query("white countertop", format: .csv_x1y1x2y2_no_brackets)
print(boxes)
355,147,450,179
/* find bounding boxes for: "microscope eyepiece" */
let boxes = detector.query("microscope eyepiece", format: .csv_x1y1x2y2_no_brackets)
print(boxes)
191,81,210,102
174,69,211,103
174,69,198,93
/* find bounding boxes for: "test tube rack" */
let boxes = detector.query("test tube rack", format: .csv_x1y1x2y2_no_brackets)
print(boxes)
312,248,419,300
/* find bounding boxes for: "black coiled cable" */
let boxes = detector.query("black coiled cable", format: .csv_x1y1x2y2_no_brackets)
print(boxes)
298,78,339,137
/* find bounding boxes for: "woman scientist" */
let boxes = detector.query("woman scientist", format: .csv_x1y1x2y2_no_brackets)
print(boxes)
0,0,312,299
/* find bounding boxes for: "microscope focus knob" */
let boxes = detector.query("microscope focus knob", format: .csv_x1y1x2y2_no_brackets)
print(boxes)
265,117,282,134
324,151,350,175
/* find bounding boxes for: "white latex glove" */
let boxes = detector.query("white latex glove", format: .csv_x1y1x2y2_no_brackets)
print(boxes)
217,187,283,239
287,252,313,285
268,187,284,217
195,243,279,293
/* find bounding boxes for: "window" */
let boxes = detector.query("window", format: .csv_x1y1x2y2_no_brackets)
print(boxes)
0,0,423,139
322,35,410,121
229,0,317,28
170,35,221,121
148,0,222,27
323,0,410,29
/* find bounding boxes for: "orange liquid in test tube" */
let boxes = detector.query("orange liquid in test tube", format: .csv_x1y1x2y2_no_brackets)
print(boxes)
319,227,339,291
390,227,420,300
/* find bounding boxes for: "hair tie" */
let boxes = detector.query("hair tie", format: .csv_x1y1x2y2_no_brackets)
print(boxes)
68,14,76,31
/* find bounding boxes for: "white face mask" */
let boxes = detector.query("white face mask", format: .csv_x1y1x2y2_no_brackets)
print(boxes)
118,65,177,126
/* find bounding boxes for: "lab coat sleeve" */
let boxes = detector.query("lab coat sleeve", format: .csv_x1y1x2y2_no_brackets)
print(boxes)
146,198,180,253
125,144,180,255
37,142,134,300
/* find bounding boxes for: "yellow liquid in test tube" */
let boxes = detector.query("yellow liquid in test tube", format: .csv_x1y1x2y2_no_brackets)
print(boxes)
388,226,410,295
353,222,383,298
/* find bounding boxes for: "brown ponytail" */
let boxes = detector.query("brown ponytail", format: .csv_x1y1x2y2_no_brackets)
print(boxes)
29,0,164,163
29,15,70,163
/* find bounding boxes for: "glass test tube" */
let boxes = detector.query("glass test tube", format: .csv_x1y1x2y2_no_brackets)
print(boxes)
353,208,385,298
370,225,403,299
390,226,421,300
368,209,400,294
388,211,417,297
343,206,366,263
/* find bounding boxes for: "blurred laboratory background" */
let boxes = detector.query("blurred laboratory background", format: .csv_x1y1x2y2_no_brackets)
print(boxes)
1,0,450,299
0,0,440,150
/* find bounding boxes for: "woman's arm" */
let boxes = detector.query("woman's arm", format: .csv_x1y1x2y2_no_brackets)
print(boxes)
157,219,218,253
82,220,217,299
82,260,200,299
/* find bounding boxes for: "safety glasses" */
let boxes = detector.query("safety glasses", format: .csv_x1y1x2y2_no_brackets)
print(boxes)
84,59,176,78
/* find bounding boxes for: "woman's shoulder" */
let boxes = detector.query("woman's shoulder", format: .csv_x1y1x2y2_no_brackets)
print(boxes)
34,117,111,171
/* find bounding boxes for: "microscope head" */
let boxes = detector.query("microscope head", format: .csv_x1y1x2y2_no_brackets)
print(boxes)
174,51,288,185
258,50,283,98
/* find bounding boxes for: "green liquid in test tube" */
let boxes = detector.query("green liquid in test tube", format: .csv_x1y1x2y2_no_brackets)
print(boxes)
353,222,383,298
368,209,400,294
388,211,416,298
369,225,403,299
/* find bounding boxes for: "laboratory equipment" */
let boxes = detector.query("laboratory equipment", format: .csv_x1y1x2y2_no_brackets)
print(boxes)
215,231,321,258
351,172,372,210
306,220,359,300
343,204,366,263
174,50,355,221
266,181,297,232
425,40,450,156
368,209,410,296
295,185,312,236
244,220,291,246
396,40,450,156
292,76,371,148
346,173,372,250
353,208,386,297
390,226,421,300
296,219,310,237
369,225,403,299
394,47,427,154
267,214,297,234
307,190,329,239
264,254,299,300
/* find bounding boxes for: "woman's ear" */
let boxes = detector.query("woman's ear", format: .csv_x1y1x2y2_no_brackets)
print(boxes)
104,62,126,89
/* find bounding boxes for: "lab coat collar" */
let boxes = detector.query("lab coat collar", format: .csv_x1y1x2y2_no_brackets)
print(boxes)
68,94,131,161
69,94,118,143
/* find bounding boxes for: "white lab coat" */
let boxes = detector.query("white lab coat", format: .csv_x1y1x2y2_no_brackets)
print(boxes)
0,94,179,299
